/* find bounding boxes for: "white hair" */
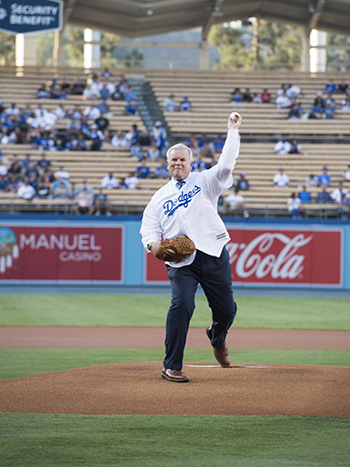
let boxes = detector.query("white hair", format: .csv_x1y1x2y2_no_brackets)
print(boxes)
166,143,193,162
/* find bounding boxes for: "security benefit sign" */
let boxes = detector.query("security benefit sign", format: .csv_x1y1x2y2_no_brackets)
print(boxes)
145,228,343,286
0,225,123,282
0,0,62,34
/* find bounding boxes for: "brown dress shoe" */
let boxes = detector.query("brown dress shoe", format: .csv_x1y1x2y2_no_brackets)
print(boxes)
206,326,231,368
161,368,190,382
213,344,231,368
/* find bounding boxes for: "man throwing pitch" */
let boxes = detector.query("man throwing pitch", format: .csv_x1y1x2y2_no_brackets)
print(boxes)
140,113,242,382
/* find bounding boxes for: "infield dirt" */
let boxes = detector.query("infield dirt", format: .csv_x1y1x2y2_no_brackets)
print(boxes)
1,362,349,417
1,326,349,417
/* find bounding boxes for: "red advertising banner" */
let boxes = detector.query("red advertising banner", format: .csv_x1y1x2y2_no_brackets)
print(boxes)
0,225,123,282
145,228,342,286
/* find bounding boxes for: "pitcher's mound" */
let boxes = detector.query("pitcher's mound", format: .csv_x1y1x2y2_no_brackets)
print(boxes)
1,362,349,417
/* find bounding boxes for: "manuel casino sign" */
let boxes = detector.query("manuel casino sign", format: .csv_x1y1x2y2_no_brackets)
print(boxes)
0,225,124,283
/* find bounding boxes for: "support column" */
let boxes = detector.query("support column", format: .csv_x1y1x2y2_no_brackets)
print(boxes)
310,30,327,72
199,39,209,70
301,29,311,72
15,34,38,67
53,29,65,68
84,29,101,70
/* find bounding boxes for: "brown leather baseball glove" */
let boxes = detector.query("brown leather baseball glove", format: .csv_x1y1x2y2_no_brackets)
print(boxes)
156,236,195,262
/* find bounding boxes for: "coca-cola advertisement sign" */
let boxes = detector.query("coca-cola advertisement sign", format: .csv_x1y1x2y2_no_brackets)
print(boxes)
226,229,341,284
0,225,123,282
145,228,342,286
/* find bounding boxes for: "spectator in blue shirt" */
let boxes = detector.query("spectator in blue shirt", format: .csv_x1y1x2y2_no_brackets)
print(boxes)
136,158,151,179
125,100,137,115
316,187,333,204
317,166,332,187
230,88,243,103
36,84,50,99
37,152,51,172
74,133,88,151
124,87,137,102
179,95,192,112
26,162,40,181
212,134,225,153
237,173,250,191
298,185,311,203
324,80,337,94
0,175,9,191
21,153,34,171
153,159,170,179
288,104,302,119
129,124,140,145
130,141,144,160
98,84,110,101
324,103,336,119
94,188,111,216
192,154,209,172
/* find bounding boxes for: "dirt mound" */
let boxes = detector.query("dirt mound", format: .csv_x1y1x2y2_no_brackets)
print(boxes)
1,362,349,417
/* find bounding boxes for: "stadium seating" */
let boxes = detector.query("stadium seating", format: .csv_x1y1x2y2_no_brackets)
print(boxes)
0,70,146,134
0,67,349,218
147,69,350,141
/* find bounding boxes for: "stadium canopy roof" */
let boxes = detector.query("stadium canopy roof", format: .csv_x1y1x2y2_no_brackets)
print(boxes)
63,0,350,38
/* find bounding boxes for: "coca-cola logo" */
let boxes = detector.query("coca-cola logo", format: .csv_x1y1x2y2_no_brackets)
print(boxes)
146,227,341,285
226,233,312,280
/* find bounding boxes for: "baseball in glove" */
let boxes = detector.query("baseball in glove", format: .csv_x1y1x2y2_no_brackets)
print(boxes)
156,236,195,262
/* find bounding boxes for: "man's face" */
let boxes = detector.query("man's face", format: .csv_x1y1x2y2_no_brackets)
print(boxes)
167,148,193,181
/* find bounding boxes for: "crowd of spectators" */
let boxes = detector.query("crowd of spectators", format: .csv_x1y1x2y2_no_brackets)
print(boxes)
0,98,164,165
226,79,349,121
274,138,303,155
162,94,192,112
0,150,113,215
35,70,138,115
282,78,350,120
0,101,107,152
230,87,272,104
282,163,350,219
0,70,145,154
1,70,349,219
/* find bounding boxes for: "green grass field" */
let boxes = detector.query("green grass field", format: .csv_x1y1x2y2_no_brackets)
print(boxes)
0,293,349,466
0,294,349,329
1,348,349,380
1,413,349,467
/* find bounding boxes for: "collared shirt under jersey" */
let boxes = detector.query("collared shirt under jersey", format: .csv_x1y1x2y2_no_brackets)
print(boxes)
140,129,240,267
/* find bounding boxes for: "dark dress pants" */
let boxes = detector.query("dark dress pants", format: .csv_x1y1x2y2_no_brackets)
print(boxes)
163,247,237,371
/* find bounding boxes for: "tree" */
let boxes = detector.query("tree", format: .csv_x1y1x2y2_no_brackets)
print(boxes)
327,35,350,71
209,20,304,71
65,27,84,67
0,33,15,66
35,28,143,68
124,49,144,68
64,28,126,68
208,24,255,70
100,32,121,69
37,32,54,66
